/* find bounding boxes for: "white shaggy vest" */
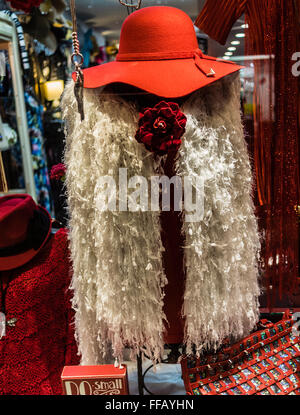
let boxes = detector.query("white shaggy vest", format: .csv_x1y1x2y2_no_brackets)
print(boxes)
62,72,261,364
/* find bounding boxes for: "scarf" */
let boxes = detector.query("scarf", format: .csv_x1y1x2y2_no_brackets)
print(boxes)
62,72,261,364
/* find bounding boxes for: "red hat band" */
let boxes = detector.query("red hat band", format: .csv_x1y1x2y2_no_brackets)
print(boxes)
116,48,218,77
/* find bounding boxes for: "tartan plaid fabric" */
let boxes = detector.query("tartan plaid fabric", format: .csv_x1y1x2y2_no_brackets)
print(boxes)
181,314,300,395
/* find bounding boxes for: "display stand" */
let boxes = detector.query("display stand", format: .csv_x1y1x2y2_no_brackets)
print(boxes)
136,344,183,395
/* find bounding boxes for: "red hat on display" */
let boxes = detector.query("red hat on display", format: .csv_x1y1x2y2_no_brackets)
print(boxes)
0,194,52,271
73,6,243,98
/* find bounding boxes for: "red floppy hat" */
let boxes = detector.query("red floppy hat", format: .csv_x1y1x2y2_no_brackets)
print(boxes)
0,194,52,271
73,6,243,98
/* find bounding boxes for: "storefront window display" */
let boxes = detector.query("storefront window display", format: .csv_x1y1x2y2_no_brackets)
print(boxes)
0,0,299,397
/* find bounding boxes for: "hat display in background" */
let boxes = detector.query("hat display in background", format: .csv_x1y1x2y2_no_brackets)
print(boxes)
40,0,71,28
22,8,58,53
0,194,52,271
73,6,243,98
6,0,43,14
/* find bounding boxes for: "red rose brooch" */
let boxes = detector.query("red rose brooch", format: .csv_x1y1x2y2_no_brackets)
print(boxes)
135,101,187,155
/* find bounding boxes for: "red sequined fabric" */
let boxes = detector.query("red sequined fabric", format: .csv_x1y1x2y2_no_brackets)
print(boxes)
181,313,300,395
195,0,300,307
0,229,79,395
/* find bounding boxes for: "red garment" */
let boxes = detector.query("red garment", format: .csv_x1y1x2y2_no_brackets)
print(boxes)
195,0,300,307
0,228,79,395
161,152,185,344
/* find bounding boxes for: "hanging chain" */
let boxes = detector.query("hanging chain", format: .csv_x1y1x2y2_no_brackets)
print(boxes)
119,0,142,14
70,0,84,120
71,31,84,82
70,0,84,83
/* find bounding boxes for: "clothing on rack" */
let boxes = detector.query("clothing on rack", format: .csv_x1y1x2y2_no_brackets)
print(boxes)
25,92,52,213
195,0,300,306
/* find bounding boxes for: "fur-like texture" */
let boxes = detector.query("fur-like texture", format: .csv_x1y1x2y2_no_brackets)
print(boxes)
62,72,261,364
179,73,261,355
62,85,167,364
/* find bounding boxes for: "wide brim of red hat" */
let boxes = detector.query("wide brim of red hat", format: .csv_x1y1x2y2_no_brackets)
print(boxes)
73,56,243,98
0,205,52,271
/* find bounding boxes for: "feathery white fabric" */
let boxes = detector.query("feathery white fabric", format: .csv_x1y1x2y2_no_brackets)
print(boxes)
179,74,261,355
62,72,261,364
62,86,167,364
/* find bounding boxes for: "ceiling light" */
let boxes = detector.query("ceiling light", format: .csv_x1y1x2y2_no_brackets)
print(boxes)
222,56,230,60
241,24,249,28
225,51,233,56
231,40,240,45
227,47,236,51
235,33,245,38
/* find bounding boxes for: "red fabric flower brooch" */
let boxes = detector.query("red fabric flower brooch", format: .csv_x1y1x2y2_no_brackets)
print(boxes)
50,163,66,182
135,101,187,155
